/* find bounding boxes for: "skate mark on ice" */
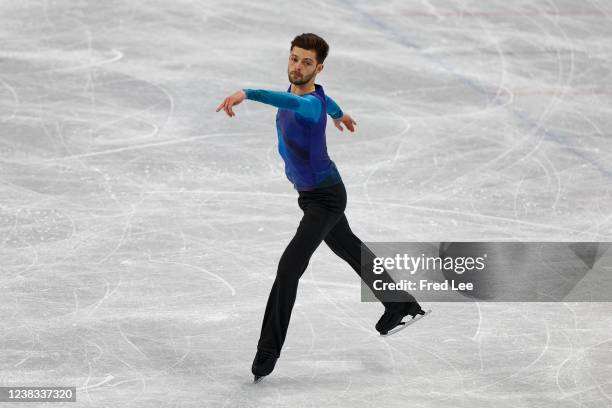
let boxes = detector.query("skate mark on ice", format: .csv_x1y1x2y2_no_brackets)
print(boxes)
147,256,236,296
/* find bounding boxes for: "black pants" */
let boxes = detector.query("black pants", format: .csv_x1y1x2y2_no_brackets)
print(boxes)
257,182,420,357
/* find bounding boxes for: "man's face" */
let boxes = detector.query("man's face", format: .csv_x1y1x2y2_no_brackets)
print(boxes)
288,46,322,85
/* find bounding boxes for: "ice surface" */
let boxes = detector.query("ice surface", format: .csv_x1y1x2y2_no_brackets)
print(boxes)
1,0,611,407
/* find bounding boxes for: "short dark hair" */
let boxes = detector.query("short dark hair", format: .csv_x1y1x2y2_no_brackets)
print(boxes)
290,33,329,64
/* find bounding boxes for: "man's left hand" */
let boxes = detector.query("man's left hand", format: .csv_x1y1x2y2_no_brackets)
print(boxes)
333,114,357,132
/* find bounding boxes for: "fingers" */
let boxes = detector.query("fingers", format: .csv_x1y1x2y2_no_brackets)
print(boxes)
346,120,354,132
215,98,227,112
224,98,233,117
216,98,230,116
345,117,356,132
215,97,237,117
334,121,343,132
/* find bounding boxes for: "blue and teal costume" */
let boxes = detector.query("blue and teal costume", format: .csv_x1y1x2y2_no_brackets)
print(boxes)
243,84,343,190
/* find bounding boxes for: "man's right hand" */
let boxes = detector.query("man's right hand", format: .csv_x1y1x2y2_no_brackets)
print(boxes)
215,90,246,117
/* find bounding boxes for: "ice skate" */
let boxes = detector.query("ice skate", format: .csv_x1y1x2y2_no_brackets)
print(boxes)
376,307,431,336
252,349,278,383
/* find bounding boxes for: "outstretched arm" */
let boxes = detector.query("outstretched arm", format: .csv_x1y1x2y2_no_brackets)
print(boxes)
215,89,321,122
243,89,321,122
215,89,356,131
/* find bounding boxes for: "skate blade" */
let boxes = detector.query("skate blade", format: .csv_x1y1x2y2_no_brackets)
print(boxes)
253,375,265,384
380,309,432,337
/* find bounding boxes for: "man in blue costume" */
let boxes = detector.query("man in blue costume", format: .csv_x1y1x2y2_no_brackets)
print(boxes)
216,33,425,383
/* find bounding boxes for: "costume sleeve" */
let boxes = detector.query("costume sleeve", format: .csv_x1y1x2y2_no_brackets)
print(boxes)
325,95,344,119
243,89,321,122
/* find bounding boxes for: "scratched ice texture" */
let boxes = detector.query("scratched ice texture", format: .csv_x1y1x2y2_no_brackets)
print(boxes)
0,1,611,407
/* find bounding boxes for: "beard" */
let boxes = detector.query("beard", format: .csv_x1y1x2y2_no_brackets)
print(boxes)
288,70,314,85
